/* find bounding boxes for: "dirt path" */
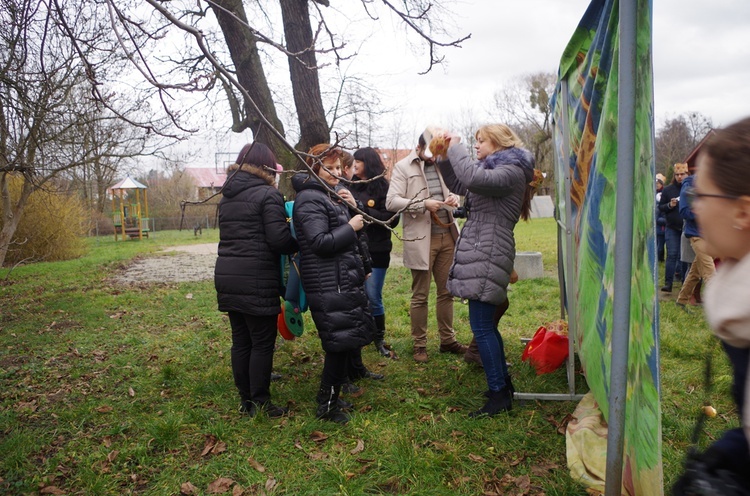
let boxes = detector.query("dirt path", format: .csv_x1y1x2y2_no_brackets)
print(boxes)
114,243,219,284
114,243,403,284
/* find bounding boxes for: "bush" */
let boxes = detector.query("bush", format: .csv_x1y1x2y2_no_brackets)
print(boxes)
1,176,87,265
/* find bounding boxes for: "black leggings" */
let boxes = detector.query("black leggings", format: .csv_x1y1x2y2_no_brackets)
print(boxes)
228,312,277,404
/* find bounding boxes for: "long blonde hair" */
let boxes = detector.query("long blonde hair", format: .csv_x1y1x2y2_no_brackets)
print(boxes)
476,124,535,221
475,124,525,152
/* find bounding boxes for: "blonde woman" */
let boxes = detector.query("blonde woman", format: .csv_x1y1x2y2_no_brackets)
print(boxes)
438,124,536,417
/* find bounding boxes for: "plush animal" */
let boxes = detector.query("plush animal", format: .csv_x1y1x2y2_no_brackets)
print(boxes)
421,126,451,160
428,131,451,159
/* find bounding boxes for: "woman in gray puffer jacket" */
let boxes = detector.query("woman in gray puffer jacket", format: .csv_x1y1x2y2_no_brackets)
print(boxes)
438,124,536,418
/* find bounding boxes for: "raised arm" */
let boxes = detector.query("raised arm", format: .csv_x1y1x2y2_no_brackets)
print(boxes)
445,145,528,197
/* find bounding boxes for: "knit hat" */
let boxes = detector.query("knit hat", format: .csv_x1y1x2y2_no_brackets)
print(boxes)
673,163,689,174
655,173,665,185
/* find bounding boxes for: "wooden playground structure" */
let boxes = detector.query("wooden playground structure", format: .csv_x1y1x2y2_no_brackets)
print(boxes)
110,177,150,241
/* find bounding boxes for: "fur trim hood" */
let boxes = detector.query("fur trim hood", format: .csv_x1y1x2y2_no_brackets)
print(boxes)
226,163,275,186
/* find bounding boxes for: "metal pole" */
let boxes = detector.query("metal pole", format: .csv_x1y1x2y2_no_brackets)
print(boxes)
604,0,637,493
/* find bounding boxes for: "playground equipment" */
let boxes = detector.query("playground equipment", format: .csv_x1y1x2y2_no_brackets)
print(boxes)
110,176,150,241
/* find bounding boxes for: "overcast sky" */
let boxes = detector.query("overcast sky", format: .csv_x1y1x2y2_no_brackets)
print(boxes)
174,0,750,169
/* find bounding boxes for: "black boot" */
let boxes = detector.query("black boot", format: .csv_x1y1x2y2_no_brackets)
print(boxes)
372,314,393,358
470,388,512,418
240,400,289,418
316,384,350,424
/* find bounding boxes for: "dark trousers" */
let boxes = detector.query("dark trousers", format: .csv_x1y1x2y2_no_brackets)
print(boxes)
321,349,350,387
346,347,368,380
664,227,685,287
228,312,277,404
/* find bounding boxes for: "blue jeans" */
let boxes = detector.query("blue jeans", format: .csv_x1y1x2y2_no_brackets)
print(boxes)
364,267,387,317
468,300,508,392
664,227,684,287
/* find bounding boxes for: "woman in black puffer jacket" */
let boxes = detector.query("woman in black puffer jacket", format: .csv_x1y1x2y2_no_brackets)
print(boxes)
292,144,376,424
214,142,298,418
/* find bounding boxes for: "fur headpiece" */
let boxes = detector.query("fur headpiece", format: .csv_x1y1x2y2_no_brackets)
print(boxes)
673,163,689,174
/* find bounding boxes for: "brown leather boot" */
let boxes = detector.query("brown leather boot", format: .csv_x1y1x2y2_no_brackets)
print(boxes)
439,341,467,355
413,346,428,363
464,338,483,367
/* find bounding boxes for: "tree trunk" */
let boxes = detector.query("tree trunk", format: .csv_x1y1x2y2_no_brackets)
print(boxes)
210,0,290,163
0,174,32,268
279,0,329,153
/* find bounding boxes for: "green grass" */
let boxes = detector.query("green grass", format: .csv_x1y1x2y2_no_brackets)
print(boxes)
0,220,737,494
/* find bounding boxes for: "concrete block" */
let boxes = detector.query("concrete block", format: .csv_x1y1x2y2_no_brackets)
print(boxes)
530,195,555,218
514,251,544,279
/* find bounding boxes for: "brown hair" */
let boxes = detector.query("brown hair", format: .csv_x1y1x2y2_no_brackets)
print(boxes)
700,117,750,197
306,143,343,174
234,142,277,171
341,150,354,171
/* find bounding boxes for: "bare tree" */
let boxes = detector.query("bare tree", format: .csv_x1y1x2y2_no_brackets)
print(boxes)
493,72,556,191
95,0,468,168
0,0,158,266
655,112,713,177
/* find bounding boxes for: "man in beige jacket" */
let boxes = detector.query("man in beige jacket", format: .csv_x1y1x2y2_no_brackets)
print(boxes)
386,128,467,362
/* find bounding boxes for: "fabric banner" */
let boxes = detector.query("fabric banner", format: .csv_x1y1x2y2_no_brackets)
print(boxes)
552,0,663,494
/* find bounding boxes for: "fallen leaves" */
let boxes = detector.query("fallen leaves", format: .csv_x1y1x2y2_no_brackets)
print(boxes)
39,486,66,495
180,481,199,495
247,456,266,472
309,431,328,443
350,439,364,455
201,435,227,457
206,477,234,494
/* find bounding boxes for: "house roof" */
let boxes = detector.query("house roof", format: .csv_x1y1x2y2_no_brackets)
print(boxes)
184,167,227,189
684,130,716,172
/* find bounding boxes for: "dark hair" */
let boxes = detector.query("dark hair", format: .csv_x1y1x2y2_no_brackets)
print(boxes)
418,134,427,149
306,143,343,174
234,142,277,172
701,116,750,197
352,147,386,180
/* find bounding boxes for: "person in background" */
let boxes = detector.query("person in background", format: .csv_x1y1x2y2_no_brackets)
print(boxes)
386,128,468,363
351,147,399,358
659,163,689,292
292,144,377,424
656,173,666,262
214,142,298,418
676,173,716,309
672,116,750,492
439,124,537,417
341,150,355,181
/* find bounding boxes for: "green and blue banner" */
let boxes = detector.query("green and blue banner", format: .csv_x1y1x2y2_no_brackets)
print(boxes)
552,0,662,493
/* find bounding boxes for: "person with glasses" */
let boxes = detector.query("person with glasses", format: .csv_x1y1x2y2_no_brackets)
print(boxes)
658,163,690,292
672,116,750,493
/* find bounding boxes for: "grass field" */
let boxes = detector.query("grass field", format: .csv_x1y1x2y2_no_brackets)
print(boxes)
0,219,737,495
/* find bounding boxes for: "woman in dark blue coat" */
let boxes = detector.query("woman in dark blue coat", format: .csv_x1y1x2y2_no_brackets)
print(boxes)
292,144,376,424
214,142,298,418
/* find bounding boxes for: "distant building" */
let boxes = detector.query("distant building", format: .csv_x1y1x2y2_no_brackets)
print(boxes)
683,130,716,174
373,148,412,180
183,167,227,200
